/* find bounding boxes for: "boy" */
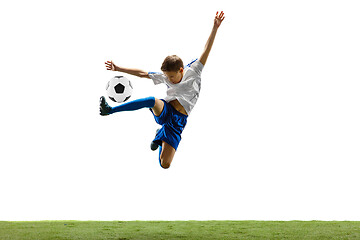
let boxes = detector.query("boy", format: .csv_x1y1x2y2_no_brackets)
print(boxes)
100,11,225,169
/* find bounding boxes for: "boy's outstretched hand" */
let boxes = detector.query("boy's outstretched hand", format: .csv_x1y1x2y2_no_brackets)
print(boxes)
199,11,225,66
214,11,225,28
105,60,116,71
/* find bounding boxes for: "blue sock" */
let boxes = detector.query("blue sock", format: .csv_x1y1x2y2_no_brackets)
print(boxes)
110,97,155,114
158,145,163,168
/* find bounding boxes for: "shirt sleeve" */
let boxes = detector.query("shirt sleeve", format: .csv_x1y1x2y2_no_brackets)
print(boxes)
190,60,204,76
148,72,167,85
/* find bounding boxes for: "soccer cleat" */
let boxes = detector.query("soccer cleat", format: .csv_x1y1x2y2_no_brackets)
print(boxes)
150,129,161,151
99,96,112,116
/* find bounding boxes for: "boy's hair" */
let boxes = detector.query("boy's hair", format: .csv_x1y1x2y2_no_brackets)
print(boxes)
161,55,184,72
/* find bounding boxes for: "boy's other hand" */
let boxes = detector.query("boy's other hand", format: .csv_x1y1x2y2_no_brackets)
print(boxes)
105,60,116,71
214,11,225,28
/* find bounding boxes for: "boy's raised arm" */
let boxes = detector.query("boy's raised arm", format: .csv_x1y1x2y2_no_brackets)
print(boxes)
105,60,150,78
199,11,225,66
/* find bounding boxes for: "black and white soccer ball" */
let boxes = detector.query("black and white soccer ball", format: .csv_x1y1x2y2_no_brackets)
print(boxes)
106,76,133,103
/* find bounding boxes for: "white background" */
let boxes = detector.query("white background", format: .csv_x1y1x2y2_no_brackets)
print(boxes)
1,0,359,221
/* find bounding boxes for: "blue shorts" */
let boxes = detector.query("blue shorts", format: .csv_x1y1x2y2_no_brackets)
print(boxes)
150,99,188,150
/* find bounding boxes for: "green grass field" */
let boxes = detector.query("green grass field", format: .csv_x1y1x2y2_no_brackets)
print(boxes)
0,221,359,240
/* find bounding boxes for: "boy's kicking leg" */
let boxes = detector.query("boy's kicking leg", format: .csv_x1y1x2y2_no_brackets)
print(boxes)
99,96,164,116
151,98,164,117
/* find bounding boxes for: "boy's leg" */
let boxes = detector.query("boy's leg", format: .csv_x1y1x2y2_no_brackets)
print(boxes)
100,96,163,115
151,98,164,117
159,141,176,169
110,96,155,113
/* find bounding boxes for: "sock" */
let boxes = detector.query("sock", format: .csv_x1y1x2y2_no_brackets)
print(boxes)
110,97,155,114
158,145,164,168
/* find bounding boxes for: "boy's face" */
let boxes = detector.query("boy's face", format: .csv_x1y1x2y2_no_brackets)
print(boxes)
164,68,184,84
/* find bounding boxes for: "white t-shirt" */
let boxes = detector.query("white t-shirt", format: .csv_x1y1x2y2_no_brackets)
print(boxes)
148,60,204,115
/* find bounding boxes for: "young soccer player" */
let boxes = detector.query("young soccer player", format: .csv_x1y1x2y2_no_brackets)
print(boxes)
100,11,225,169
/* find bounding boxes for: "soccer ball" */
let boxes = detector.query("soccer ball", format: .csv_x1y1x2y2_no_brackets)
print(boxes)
106,76,133,103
